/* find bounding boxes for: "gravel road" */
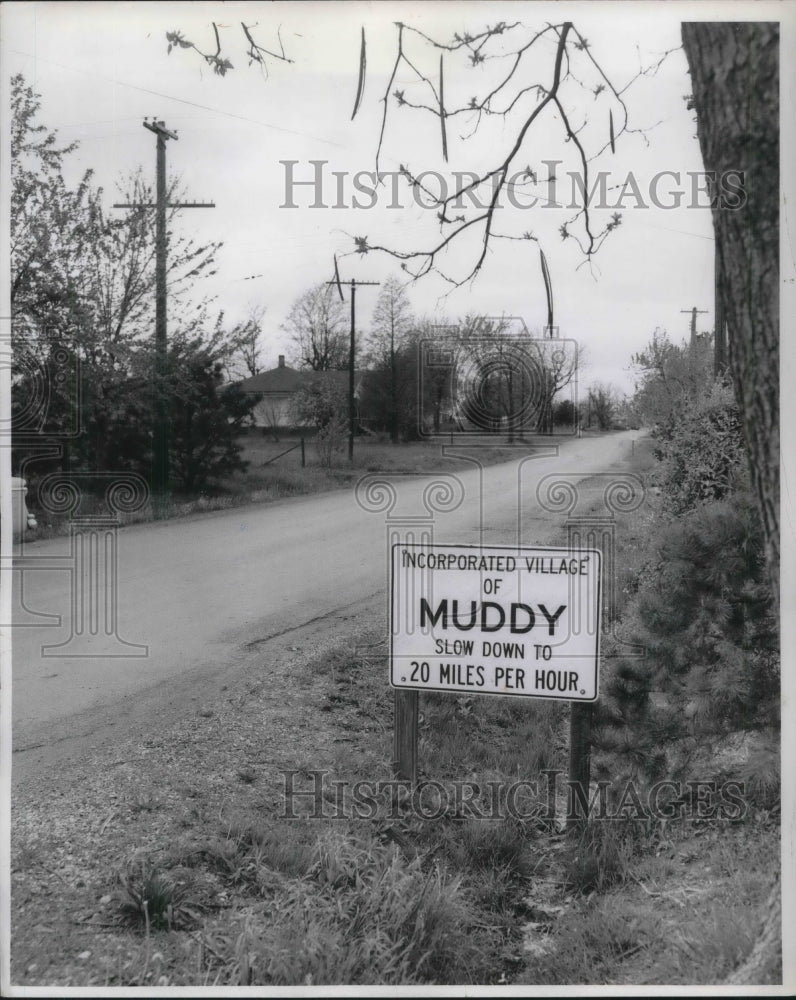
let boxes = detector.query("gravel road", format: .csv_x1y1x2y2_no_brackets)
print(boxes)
11,432,639,780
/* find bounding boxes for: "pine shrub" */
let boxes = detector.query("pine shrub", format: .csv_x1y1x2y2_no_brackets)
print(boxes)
596,492,778,783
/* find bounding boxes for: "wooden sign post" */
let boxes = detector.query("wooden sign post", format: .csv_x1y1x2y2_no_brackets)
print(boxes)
393,690,418,782
568,701,594,830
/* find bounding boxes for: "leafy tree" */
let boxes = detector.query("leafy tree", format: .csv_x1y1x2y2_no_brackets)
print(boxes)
587,383,619,431
10,73,94,335
10,74,223,489
654,380,746,515
11,73,100,471
294,377,348,466
630,329,713,435
284,284,349,371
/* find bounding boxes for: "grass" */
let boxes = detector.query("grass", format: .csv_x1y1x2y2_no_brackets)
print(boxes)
209,835,479,986
12,617,780,987
117,858,201,933
562,817,642,894
23,430,533,539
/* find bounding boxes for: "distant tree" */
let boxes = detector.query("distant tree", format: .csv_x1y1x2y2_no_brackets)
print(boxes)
532,339,579,434
630,329,713,435
226,304,267,380
364,277,413,442
284,284,349,371
448,317,578,438
294,377,348,466
408,318,455,436
588,383,619,431
453,315,512,435
553,398,576,428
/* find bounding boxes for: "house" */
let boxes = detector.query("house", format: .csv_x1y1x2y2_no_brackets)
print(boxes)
236,355,364,430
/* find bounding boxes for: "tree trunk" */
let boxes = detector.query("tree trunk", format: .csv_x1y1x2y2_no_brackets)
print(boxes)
682,22,780,987
682,22,779,605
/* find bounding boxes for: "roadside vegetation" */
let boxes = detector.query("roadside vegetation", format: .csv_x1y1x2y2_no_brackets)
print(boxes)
12,327,779,986
11,544,778,987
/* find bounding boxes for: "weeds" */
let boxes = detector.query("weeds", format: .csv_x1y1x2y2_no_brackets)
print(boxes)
203,829,486,986
527,896,661,983
229,820,317,879
563,819,641,894
433,818,538,877
117,858,200,932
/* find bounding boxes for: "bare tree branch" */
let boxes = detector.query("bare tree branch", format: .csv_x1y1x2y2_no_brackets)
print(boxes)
165,20,293,78
349,18,675,293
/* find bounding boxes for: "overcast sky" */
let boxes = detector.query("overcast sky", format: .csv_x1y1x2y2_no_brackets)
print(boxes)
0,1,782,394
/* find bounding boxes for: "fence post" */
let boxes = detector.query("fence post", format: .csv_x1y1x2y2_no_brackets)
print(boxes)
301,436,305,468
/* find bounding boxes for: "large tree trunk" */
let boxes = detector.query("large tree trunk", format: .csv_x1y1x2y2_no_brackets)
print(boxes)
682,22,780,987
682,22,779,603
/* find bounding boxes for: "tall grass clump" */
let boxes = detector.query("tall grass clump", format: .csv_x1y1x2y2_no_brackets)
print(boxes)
214,830,486,986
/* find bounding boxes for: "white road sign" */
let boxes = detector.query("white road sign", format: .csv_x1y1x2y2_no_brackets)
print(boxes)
391,543,602,701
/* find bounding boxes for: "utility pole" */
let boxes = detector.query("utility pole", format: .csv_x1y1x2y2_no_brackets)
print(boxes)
680,306,708,350
326,276,380,461
114,119,215,501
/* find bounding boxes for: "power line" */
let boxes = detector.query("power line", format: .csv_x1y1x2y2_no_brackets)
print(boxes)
8,47,346,147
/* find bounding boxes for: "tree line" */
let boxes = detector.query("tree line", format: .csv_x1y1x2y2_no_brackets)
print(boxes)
279,277,619,446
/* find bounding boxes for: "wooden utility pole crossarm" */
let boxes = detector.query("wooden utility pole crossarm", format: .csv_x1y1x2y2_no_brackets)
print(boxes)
113,119,215,500
680,305,708,349
112,202,216,209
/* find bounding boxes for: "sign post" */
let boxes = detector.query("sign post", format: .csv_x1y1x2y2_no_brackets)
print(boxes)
393,690,418,783
390,542,602,798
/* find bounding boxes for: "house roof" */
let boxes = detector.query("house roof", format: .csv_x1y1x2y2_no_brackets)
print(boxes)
237,366,362,395
237,365,305,395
